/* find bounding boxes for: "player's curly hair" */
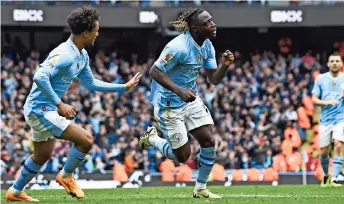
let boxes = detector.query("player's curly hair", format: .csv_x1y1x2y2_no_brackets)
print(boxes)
67,6,100,35
170,8,205,33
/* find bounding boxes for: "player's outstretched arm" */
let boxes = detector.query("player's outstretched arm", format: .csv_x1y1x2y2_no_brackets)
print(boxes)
205,50,234,85
78,64,141,92
150,65,196,102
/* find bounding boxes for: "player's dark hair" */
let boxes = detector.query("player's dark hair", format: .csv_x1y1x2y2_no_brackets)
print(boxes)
67,6,100,35
330,52,341,57
329,52,343,61
170,8,204,33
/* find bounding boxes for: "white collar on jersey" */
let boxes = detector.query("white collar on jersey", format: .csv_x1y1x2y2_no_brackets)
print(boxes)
66,38,82,57
186,31,205,50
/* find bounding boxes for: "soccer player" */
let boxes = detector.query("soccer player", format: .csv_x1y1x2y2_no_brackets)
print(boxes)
139,8,234,198
5,6,141,202
312,53,344,187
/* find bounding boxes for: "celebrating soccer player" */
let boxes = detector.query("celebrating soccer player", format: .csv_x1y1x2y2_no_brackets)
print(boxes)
312,53,344,187
5,6,141,202
139,8,234,198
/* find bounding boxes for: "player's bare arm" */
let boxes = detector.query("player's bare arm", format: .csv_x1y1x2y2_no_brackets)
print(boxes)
205,50,235,85
150,66,196,102
312,94,339,106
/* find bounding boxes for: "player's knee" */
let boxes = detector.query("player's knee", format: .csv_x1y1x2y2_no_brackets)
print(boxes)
200,137,215,148
32,154,51,166
320,146,329,157
176,153,190,163
334,140,343,154
84,132,94,150
76,132,93,152
174,147,191,163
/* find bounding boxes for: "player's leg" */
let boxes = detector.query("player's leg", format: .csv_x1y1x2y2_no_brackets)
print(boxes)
6,114,57,202
57,123,93,198
319,124,332,187
189,125,220,198
59,123,93,176
331,122,344,186
186,98,220,199
139,106,191,162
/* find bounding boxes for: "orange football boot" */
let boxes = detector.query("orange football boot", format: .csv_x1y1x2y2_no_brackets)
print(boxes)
5,188,39,202
56,172,85,199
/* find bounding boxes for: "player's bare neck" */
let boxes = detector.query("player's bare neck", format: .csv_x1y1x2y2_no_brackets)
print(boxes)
191,33,205,48
329,71,340,78
70,34,85,52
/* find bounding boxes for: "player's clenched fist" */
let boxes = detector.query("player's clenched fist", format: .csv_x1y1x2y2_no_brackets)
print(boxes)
222,50,234,66
177,89,196,103
126,72,142,92
58,102,76,119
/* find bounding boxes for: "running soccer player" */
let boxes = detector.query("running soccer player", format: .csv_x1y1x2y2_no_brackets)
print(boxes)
5,6,141,202
312,53,344,187
139,8,234,198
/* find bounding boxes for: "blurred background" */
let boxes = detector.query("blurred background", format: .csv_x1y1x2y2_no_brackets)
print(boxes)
1,0,344,189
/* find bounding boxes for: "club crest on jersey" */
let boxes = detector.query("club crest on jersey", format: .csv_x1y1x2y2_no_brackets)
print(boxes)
165,53,173,63
332,82,336,87
197,54,202,65
48,54,60,66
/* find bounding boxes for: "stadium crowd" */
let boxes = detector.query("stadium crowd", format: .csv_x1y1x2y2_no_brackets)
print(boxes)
1,34,343,179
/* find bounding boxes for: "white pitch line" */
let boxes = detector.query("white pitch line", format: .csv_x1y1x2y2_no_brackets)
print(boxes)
29,194,344,199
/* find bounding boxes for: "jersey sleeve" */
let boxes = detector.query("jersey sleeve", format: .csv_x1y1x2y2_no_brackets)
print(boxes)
312,76,321,97
203,43,217,69
77,55,127,92
33,53,73,105
40,53,73,77
154,46,180,72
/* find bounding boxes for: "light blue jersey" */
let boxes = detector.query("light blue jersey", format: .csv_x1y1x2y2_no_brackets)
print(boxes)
150,31,217,109
312,72,344,125
24,38,126,117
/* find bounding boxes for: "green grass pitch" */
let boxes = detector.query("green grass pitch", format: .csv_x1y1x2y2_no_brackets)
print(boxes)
2,185,344,204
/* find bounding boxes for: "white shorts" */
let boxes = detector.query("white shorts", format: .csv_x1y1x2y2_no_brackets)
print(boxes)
319,122,344,148
154,97,214,149
24,111,72,142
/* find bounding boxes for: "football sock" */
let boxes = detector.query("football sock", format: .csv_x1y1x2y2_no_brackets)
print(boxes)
195,146,216,190
62,146,86,177
332,156,344,180
12,157,41,193
320,155,330,175
151,137,176,160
